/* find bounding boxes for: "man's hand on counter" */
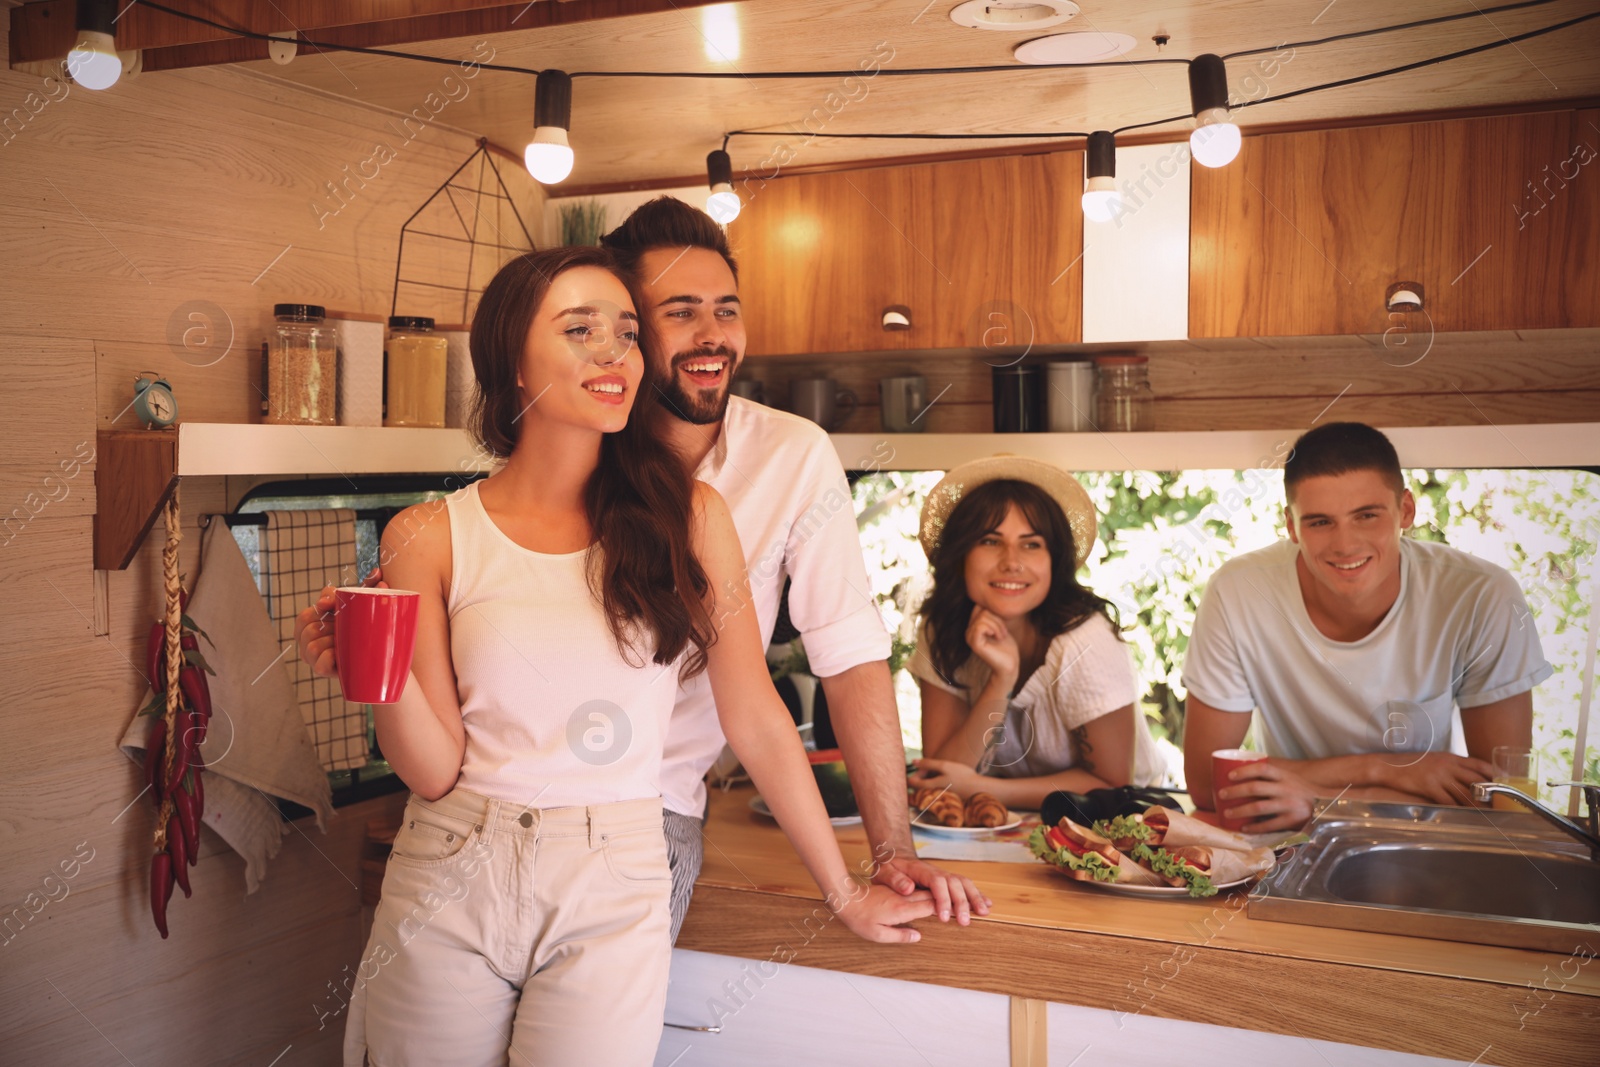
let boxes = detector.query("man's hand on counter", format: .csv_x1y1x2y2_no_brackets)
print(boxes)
873,854,991,926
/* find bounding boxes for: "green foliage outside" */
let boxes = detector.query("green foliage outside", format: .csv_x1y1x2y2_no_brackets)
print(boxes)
851,467,1600,801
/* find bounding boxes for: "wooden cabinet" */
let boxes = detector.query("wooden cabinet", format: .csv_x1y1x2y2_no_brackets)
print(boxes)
730,152,1083,355
1190,109,1600,337
927,152,1083,350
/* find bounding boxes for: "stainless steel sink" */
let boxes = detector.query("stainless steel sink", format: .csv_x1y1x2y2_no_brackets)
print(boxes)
1250,800,1600,953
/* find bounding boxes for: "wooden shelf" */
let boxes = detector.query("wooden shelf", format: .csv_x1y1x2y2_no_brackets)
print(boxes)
829,423,1600,472
172,422,494,477
93,423,494,569
92,421,1600,570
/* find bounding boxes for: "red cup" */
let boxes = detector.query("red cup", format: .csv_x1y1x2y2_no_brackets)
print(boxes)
334,587,420,704
1212,748,1269,832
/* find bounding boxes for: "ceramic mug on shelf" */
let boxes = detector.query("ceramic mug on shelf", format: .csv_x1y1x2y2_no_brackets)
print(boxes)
789,377,858,432
879,375,927,433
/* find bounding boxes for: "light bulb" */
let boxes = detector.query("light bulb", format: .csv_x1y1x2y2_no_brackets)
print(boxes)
702,4,740,63
1190,110,1241,168
524,126,574,184
68,30,121,91
706,184,741,224
1081,176,1122,223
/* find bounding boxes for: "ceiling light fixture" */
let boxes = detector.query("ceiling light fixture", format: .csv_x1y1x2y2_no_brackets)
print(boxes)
524,70,575,184
1188,53,1241,168
701,3,741,63
1081,130,1121,223
1013,31,1136,65
950,1,1079,31
705,149,741,224
68,0,124,91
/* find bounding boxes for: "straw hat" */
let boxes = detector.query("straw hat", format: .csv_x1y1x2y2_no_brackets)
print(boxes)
919,454,1098,569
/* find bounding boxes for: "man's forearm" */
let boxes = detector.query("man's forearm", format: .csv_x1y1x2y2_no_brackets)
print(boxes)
820,660,916,860
1275,754,1390,791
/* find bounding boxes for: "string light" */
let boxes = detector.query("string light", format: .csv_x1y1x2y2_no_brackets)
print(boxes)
705,149,741,223
524,70,574,184
1081,131,1121,223
1188,53,1242,168
68,0,123,91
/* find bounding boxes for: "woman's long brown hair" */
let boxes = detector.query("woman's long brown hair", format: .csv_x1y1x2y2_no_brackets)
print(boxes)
919,479,1118,689
468,246,716,677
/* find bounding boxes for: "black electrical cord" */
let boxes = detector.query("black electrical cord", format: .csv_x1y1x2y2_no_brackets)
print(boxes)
714,9,1598,144
128,0,1597,155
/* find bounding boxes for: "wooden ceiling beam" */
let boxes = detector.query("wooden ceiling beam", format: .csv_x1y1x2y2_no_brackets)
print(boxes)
9,0,727,70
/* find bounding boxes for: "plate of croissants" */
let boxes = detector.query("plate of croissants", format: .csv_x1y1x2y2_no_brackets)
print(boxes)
909,787,1022,835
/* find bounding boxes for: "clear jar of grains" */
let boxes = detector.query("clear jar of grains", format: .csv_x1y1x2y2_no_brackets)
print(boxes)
1093,354,1155,432
384,316,448,428
265,304,338,425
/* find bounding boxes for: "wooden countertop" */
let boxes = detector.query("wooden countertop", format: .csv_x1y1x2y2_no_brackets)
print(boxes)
676,785,1600,1067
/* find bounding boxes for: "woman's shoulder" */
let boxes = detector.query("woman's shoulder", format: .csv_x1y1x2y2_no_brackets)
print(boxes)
1044,612,1122,658
380,498,454,594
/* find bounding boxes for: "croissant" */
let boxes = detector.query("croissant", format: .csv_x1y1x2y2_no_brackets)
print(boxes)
913,787,965,827
963,792,1009,828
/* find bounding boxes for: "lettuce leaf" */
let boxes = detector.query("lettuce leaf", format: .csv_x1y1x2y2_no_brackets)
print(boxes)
1028,825,1119,882
1093,814,1155,845
1131,843,1217,898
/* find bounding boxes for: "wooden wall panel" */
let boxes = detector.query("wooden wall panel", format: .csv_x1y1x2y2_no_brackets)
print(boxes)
1,6,538,1062
1191,110,1600,338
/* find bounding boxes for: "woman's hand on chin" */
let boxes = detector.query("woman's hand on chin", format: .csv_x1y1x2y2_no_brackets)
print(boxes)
964,604,1020,683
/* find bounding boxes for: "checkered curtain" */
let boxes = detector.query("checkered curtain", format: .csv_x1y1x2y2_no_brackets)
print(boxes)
262,509,369,771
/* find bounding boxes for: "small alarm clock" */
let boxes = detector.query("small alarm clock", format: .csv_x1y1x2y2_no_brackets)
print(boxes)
133,374,178,429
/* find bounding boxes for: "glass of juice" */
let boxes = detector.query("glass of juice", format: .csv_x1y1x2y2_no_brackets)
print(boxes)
1490,746,1538,811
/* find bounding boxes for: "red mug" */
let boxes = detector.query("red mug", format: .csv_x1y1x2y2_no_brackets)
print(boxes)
1212,748,1269,832
334,587,420,704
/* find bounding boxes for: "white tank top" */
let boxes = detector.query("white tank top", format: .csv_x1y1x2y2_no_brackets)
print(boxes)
445,478,680,808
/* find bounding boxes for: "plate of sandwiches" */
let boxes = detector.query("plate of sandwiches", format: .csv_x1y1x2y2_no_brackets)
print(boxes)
909,787,1024,836
1028,806,1276,898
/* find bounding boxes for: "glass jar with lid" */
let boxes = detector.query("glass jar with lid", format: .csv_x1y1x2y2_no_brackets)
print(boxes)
384,316,448,429
265,304,338,425
1093,355,1154,432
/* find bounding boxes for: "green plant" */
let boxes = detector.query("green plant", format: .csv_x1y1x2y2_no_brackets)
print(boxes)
558,199,608,246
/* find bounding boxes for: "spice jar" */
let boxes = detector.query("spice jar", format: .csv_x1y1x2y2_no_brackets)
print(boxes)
265,304,338,425
1093,355,1154,432
385,316,448,429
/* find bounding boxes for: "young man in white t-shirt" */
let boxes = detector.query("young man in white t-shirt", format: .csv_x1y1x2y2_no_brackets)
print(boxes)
1183,422,1550,832
601,199,988,939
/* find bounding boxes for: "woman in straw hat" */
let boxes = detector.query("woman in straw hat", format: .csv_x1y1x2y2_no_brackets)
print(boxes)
906,456,1163,809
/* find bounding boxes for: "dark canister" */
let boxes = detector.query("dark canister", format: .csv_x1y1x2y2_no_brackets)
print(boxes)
992,363,1044,433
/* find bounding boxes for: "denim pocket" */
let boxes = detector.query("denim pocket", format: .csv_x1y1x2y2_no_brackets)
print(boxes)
390,803,478,869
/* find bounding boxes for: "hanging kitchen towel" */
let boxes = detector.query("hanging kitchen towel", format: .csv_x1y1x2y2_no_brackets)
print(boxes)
263,508,370,771
120,519,335,893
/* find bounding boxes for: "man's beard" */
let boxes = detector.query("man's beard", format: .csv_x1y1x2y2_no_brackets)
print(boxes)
654,347,736,426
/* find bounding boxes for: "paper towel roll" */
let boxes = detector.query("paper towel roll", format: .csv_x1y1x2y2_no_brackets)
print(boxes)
333,317,384,427
444,328,473,429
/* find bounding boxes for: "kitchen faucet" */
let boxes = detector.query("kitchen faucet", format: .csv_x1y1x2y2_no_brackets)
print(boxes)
1471,780,1600,861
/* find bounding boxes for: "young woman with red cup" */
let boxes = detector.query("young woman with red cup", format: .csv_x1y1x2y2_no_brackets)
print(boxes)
295,247,931,1067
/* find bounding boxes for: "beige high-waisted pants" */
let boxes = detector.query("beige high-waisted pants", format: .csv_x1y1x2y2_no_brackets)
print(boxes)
344,788,672,1066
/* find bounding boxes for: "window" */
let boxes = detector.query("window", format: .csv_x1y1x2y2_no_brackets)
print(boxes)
849,467,1600,798
228,474,484,809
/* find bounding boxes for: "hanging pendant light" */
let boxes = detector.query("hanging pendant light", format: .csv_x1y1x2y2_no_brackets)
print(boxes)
1081,131,1121,223
68,0,123,91
705,149,741,224
524,70,575,184
1188,53,1241,168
